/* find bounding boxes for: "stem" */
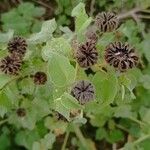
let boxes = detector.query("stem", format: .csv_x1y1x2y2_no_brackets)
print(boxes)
74,62,79,81
119,134,150,150
129,117,147,126
0,119,8,126
117,8,140,19
72,124,88,150
61,131,70,150
89,0,95,16
134,134,150,145
116,124,129,133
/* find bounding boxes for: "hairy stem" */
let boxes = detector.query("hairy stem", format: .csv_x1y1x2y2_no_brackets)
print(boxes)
72,124,89,150
61,131,70,150
0,119,8,126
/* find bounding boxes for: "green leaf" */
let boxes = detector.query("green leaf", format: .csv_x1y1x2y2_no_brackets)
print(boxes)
140,34,150,62
17,2,45,18
15,130,40,149
48,53,75,87
0,133,10,150
0,73,15,90
0,30,14,43
140,75,150,89
42,37,72,61
107,129,124,143
139,107,150,124
92,71,118,103
0,91,11,117
27,19,57,44
32,132,56,150
96,128,107,140
114,105,133,118
54,93,82,120
71,2,92,40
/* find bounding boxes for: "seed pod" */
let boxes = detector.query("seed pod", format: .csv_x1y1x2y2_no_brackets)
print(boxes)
7,36,27,58
76,40,98,68
33,71,47,85
71,80,95,105
95,12,119,32
16,108,26,117
0,55,22,75
105,42,139,71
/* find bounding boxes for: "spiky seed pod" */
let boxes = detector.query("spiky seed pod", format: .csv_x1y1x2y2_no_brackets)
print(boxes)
105,42,139,71
0,55,22,75
71,80,95,105
16,108,26,117
76,40,98,68
7,36,27,58
95,12,119,32
33,72,47,85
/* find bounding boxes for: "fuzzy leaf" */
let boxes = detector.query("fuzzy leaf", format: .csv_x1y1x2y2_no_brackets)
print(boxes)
27,19,57,44
92,71,118,103
48,53,75,87
42,37,71,61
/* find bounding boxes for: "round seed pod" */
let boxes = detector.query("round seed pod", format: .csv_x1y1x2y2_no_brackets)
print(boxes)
76,40,98,68
0,55,22,75
105,42,139,71
16,108,26,117
71,80,95,105
33,71,47,85
7,36,27,58
95,12,119,32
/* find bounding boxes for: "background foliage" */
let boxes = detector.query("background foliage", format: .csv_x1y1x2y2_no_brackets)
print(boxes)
0,0,150,150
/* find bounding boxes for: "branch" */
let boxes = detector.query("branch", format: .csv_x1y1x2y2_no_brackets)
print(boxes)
117,8,140,19
117,8,146,38
89,0,95,17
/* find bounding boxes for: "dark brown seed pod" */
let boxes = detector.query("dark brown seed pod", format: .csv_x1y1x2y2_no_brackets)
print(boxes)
33,71,47,85
76,40,98,68
7,36,27,58
71,80,95,105
16,108,26,117
95,12,119,32
105,42,139,71
0,55,22,75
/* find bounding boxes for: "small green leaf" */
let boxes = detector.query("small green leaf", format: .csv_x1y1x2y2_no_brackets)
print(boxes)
107,129,124,143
